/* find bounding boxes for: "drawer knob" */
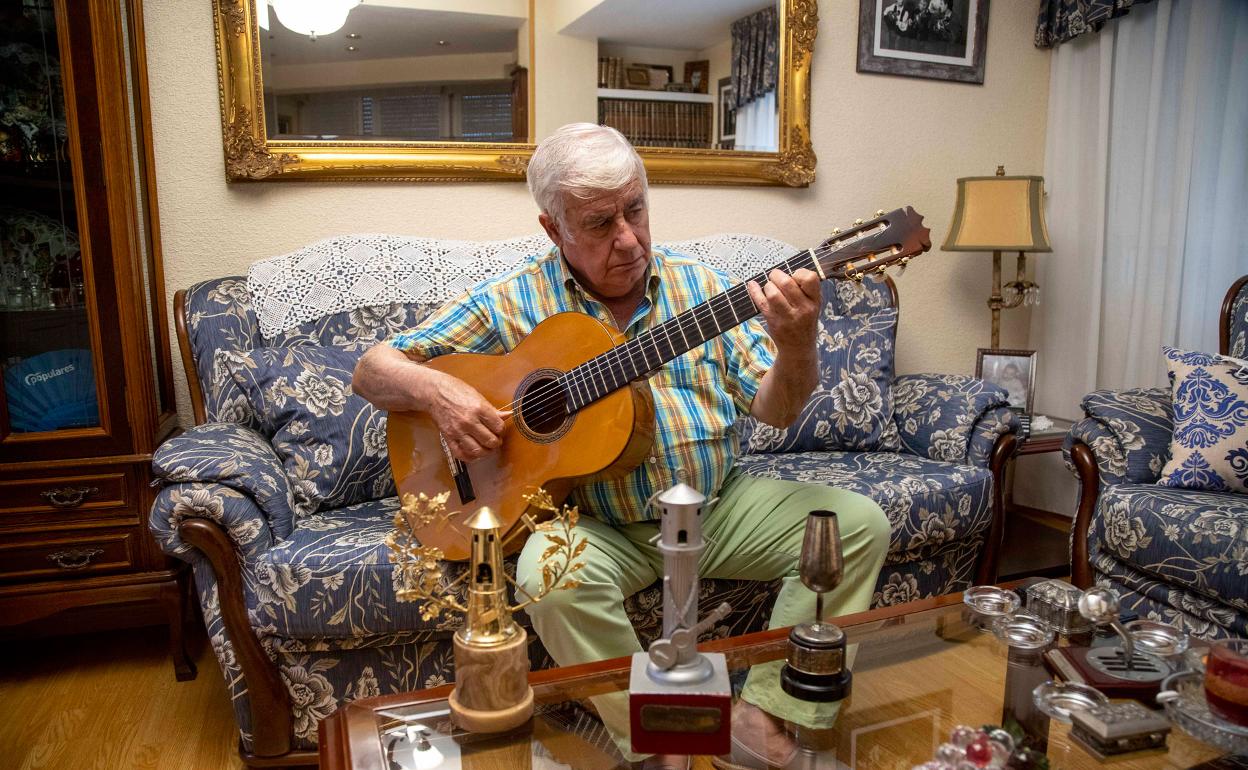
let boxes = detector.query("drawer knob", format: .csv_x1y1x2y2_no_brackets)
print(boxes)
47,547,104,570
40,486,99,509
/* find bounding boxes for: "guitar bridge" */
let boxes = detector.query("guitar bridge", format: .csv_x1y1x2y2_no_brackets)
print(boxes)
438,433,476,505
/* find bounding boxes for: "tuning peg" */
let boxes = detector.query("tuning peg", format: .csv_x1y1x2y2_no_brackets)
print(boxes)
853,218,864,226
852,272,864,282
876,209,885,217
832,227,842,235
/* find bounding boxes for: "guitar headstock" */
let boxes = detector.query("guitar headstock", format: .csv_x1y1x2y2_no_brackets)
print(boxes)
815,207,932,281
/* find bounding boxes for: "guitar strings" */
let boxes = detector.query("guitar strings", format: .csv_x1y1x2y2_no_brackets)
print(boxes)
498,236,873,429
507,231,890,427
498,231,889,428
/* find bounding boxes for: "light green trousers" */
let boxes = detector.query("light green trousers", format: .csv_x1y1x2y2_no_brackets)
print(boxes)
517,470,890,760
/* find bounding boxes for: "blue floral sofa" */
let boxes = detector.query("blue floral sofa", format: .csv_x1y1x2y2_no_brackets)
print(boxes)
1063,274,1248,640
151,233,1019,766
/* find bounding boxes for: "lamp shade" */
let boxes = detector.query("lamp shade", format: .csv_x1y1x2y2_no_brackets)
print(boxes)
270,0,360,38
943,175,1052,252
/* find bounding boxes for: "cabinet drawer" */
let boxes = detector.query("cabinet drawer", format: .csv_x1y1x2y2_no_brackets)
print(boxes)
0,471,131,515
0,530,136,581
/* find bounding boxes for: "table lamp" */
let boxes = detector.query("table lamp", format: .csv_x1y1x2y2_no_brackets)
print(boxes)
943,166,1051,348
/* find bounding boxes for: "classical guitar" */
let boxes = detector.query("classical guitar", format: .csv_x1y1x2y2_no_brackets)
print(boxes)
387,207,931,560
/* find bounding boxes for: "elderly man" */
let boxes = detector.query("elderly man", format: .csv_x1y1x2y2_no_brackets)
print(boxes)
355,123,889,769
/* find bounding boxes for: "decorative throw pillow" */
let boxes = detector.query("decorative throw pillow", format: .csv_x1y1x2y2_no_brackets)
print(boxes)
1157,347,1248,493
225,345,394,516
740,306,899,453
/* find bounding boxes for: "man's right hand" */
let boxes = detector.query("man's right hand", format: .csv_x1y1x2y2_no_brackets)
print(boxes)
353,344,509,463
426,371,510,462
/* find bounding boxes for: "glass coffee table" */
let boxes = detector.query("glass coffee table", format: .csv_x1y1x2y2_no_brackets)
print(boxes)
318,589,1227,769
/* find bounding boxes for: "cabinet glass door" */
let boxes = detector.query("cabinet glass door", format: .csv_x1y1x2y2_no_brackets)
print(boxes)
0,0,100,436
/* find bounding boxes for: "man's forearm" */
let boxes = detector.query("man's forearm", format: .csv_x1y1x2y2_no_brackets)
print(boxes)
750,347,818,427
353,344,439,412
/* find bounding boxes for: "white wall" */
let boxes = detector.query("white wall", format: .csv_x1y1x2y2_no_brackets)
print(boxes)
144,0,1050,427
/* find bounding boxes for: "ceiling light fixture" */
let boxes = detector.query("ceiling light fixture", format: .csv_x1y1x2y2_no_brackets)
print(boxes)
271,0,361,41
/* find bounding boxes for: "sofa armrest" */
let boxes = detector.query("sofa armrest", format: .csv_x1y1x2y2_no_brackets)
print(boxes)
893,374,1019,466
150,482,276,562
153,422,295,539
1061,387,1173,486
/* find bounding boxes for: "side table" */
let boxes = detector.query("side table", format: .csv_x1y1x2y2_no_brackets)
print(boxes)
1000,416,1076,579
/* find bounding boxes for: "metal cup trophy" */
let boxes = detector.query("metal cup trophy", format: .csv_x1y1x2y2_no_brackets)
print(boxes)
780,510,852,702
386,489,586,734
629,481,733,756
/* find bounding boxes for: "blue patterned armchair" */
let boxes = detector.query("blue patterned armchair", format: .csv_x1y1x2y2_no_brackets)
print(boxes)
151,234,1019,767
1063,274,1248,640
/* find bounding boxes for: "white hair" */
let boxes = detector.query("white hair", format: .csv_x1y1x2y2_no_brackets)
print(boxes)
527,123,648,234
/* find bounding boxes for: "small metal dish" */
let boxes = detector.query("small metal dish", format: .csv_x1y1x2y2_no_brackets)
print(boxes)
992,613,1055,651
963,585,1021,631
1032,680,1109,723
1125,619,1189,657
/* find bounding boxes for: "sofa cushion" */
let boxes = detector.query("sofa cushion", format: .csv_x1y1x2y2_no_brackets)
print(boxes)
735,450,993,561
247,497,780,640
266,302,442,349
740,301,899,454
1158,347,1248,493
1090,548,1247,639
1092,483,1248,612
225,345,393,515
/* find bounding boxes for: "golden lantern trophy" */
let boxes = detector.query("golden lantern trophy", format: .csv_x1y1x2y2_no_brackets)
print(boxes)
386,489,586,733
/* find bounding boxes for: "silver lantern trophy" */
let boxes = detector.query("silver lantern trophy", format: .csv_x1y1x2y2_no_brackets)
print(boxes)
780,510,853,702
629,480,732,756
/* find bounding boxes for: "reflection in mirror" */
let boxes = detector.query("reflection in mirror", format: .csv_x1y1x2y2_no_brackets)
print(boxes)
553,0,779,152
213,0,814,183
258,0,529,142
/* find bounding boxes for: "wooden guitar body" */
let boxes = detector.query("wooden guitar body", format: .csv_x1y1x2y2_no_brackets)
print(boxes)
387,312,656,561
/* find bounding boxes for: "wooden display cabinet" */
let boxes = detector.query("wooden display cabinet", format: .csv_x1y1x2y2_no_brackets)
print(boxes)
0,0,190,679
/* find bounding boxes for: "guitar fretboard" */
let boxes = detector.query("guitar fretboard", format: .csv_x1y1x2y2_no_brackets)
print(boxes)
560,249,821,411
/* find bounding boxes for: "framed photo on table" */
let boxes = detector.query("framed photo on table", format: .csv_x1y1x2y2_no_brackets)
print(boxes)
717,77,736,150
976,348,1037,414
857,0,990,84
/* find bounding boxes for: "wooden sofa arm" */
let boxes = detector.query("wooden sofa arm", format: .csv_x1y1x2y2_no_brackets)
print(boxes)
1068,441,1100,589
974,431,1018,585
178,519,294,761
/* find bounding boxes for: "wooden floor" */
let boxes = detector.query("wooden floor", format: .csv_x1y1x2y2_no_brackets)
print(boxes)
0,625,245,770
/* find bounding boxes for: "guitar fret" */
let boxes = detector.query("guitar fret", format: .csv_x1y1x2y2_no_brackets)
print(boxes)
558,231,892,412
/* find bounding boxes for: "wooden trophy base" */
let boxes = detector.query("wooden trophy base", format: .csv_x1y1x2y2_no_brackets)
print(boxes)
449,629,535,734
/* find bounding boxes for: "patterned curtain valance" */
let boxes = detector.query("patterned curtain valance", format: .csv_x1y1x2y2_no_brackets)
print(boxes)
731,6,779,108
1035,0,1156,48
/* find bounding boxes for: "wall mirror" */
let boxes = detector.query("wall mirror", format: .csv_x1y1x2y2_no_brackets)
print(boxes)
214,0,817,185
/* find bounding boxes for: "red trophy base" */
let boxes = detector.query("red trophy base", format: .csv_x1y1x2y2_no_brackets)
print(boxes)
628,652,732,756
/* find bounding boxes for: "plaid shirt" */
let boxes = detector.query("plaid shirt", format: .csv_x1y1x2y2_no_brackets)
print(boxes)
388,246,775,526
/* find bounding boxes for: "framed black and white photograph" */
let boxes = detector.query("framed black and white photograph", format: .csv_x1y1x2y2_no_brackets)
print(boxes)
976,348,1037,414
717,77,736,150
857,0,990,84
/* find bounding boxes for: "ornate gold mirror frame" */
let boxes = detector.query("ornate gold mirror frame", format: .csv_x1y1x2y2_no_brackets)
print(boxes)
214,0,817,185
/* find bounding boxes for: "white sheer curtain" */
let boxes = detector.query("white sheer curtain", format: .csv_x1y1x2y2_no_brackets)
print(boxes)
1030,0,1248,419
734,90,777,152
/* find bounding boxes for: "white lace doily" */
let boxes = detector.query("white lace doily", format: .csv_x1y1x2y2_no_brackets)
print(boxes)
247,233,799,339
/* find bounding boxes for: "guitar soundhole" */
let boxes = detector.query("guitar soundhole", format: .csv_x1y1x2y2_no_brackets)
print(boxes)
515,370,573,443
